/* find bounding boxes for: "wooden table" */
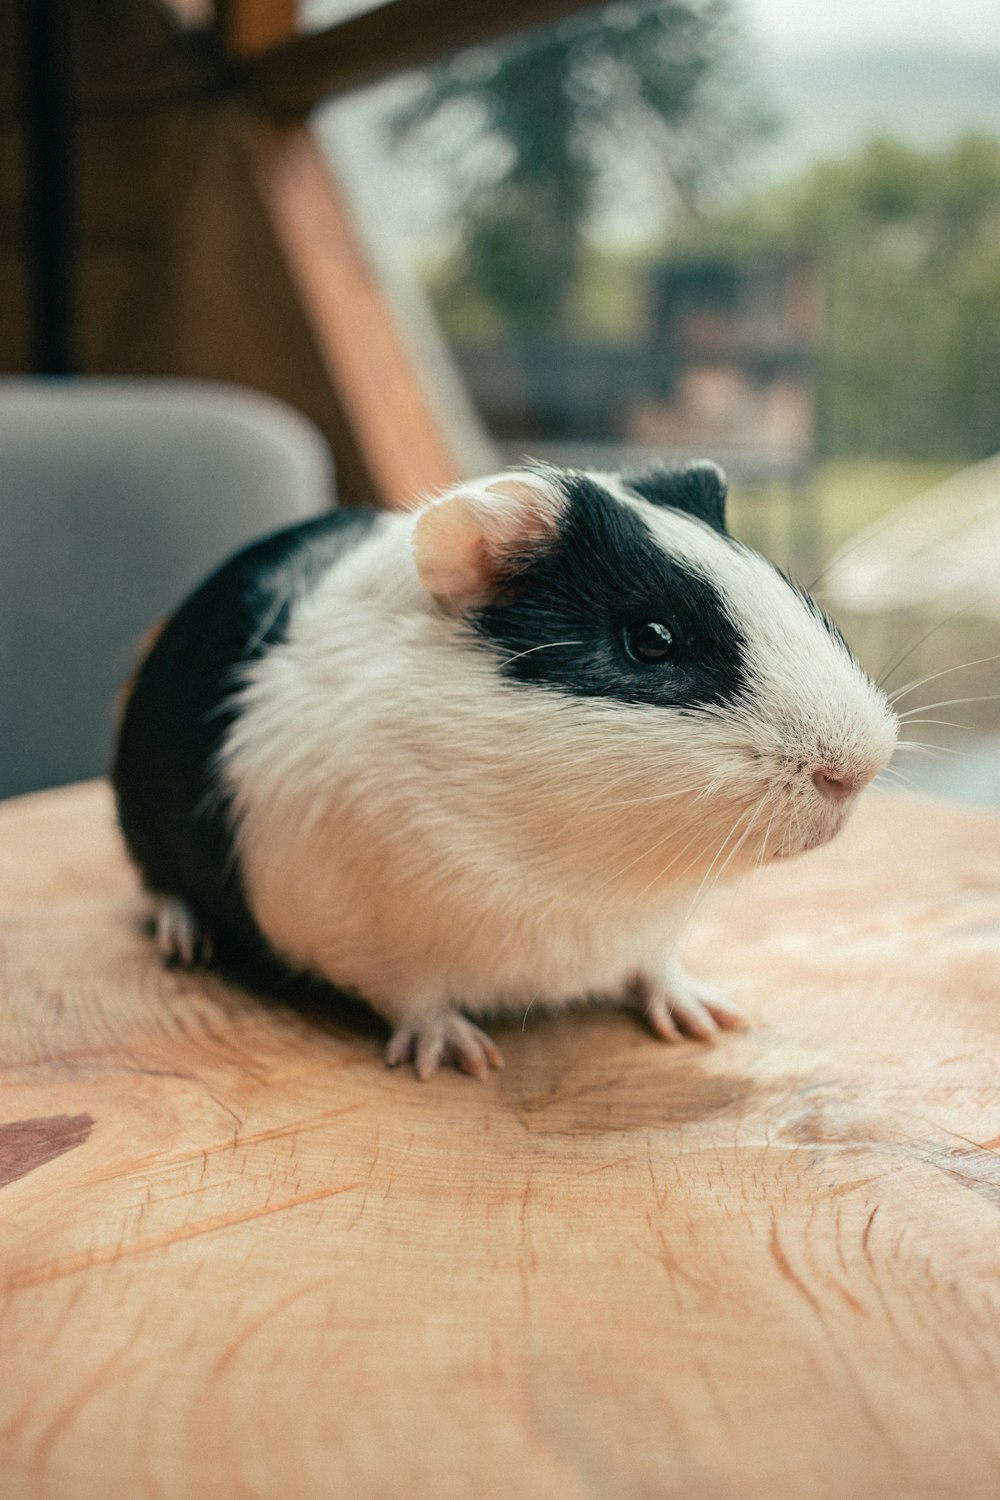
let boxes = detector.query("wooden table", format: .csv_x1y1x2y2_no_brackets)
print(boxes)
2,781,999,1499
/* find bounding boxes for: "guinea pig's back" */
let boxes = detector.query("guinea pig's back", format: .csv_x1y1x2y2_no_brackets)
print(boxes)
112,506,381,960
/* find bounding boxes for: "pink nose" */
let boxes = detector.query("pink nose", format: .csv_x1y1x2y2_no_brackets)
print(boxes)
812,767,855,803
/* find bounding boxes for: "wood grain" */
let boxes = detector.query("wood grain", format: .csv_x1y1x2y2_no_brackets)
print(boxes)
1,781,999,1499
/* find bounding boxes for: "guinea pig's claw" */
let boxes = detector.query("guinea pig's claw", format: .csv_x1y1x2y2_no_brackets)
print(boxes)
384,1012,504,1080
633,972,745,1045
384,1028,415,1069
153,896,213,968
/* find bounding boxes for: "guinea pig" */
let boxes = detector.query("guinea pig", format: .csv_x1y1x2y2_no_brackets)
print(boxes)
112,461,898,1078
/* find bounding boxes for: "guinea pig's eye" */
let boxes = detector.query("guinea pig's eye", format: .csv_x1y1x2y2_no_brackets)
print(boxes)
624,621,675,664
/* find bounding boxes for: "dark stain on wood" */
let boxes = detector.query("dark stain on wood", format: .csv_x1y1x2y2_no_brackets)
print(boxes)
510,1065,755,1136
924,1147,1000,1212
779,1103,881,1148
0,1114,94,1189
780,1099,1000,1212
493,1010,760,1135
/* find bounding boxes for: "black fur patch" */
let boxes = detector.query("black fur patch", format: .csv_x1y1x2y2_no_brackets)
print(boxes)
113,509,381,965
473,474,747,710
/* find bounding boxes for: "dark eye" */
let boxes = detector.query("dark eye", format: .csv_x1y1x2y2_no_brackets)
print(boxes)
625,621,675,663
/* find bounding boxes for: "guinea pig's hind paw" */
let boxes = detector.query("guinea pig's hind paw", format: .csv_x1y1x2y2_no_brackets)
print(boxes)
632,972,745,1045
153,896,213,968
384,1011,504,1081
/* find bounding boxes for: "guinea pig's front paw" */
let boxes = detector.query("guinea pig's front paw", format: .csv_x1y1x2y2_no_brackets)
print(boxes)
384,1008,505,1081
629,968,745,1045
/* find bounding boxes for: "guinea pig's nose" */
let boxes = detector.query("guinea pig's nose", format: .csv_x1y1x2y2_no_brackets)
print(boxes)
811,766,855,802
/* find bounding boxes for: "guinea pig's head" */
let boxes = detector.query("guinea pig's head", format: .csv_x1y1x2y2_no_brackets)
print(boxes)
411,463,897,894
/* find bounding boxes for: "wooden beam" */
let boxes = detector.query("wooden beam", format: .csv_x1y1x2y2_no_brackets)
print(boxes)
257,122,461,504
216,0,296,57
243,0,607,118
166,109,460,507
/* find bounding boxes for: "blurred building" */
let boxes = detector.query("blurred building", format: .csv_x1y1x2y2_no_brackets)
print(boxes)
453,250,819,485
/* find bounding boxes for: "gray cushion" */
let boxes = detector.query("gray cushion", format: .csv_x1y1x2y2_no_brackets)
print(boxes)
1,378,335,798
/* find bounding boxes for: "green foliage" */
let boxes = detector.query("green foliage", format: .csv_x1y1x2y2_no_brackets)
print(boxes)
426,244,657,342
686,136,1000,461
392,1,769,332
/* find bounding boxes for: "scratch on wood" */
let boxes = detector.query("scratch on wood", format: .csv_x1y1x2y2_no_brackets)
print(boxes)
768,1214,822,1317
574,1156,637,1177
0,1114,94,1189
27,1343,129,1480
828,1175,880,1198
84,1102,367,1188
933,1123,1000,1156
830,1279,867,1315
3,1180,362,1292
936,1163,1000,1211
211,1276,336,1375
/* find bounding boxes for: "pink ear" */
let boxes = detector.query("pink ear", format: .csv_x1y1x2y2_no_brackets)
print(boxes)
413,474,565,612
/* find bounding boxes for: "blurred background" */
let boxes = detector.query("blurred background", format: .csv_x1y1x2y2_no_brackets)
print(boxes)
2,0,999,804
311,0,1000,809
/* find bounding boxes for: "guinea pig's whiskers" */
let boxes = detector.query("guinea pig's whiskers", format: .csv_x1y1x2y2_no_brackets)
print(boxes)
752,805,780,874
884,764,935,797
714,809,772,925
895,739,972,758
887,653,1000,706
896,719,974,736
803,491,992,600
786,799,806,860
609,820,706,894
597,776,730,884
897,693,1000,718
589,781,725,828
545,782,709,849
874,602,991,691
498,640,583,669
587,785,716,812
609,801,738,902
720,795,773,893
805,512,915,597
682,811,764,922
662,794,768,919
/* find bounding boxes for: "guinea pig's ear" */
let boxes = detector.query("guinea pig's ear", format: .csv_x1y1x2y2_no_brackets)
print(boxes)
412,474,565,612
626,460,728,534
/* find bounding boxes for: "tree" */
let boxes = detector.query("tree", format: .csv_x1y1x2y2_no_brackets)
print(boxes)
788,136,1000,459
390,1,770,333
672,135,1000,460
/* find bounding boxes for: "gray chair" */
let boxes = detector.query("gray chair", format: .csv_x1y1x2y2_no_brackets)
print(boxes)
1,378,335,799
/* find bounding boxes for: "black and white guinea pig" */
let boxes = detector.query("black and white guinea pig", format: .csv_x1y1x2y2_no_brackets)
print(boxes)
113,462,898,1078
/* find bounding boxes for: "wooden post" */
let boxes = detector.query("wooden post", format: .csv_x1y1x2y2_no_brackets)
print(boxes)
17,0,76,373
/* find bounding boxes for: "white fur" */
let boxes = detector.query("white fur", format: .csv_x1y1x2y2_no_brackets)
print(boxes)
217,472,897,1073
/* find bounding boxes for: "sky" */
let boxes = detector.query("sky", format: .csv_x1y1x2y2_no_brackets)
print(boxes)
746,0,1000,55
305,0,1000,58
